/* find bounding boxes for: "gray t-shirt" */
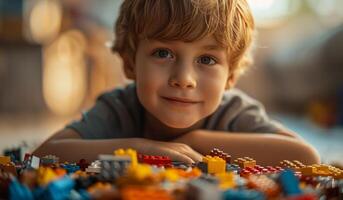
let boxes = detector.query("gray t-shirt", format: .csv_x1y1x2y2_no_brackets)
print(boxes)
67,83,283,139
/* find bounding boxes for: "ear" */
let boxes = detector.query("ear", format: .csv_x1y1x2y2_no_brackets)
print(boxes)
120,53,136,80
225,72,238,89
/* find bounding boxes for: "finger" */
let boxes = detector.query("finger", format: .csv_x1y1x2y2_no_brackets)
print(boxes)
182,149,203,163
168,149,195,164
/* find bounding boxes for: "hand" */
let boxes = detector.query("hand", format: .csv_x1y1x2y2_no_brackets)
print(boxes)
132,138,203,164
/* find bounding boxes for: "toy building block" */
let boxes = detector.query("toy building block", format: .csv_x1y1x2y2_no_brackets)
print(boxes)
23,154,40,170
280,160,306,172
209,148,231,163
159,168,180,182
247,175,280,198
215,172,235,189
0,156,11,165
234,157,256,168
117,164,159,186
40,155,59,166
114,148,138,166
328,165,343,179
37,167,58,186
76,159,89,171
121,186,173,200
223,189,266,200
199,173,219,185
3,147,22,163
45,176,75,200
278,169,302,196
87,181,113,193
186,179,222,200
226,164,240,173
241,165,279,176
9,179,34,200
0,162,17,176
85,160,101,173
138,154,172,167
196,162,208,173
60,163,80,173
99,154,131,181
203,155,226,174
175,167,202,179
283,194,317,200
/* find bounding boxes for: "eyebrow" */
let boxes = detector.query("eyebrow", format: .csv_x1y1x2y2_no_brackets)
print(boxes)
149,40,225,51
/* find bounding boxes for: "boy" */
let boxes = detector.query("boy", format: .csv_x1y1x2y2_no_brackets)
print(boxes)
34,0,320,166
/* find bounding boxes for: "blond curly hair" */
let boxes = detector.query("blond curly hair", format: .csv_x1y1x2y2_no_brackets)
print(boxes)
112,0,255,83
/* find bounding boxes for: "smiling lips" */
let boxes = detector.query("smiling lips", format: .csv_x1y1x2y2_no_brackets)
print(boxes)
162,96,201,105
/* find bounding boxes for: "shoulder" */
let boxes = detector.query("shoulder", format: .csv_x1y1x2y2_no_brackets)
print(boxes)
221,88,262,107
205,88,282,133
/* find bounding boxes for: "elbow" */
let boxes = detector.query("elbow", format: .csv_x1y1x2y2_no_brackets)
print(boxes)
289,139,321,165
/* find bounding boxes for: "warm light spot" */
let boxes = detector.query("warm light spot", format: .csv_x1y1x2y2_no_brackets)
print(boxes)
43,30,87,116
29,0,62,44
247,0,300,28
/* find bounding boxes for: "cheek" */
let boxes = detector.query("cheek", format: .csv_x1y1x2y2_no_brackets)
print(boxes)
199,72,227,110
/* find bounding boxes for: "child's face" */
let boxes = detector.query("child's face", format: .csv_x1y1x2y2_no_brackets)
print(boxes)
134,35,230,129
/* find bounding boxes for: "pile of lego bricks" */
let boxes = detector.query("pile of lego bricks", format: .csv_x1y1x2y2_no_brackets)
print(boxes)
0,148,342,200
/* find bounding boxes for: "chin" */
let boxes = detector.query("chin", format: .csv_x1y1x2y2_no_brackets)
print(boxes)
162,118,196,129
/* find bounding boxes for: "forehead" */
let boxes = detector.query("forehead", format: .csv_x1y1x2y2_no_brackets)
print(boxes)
141,35,226,50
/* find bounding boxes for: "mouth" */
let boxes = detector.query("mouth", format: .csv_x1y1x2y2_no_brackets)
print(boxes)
161,96,201,105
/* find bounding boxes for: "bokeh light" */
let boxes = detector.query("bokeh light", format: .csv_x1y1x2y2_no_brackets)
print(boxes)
29,0,62,44
247,0,300,28
43,29,87,116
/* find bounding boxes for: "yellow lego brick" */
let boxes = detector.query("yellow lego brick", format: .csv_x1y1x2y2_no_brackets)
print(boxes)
203,156,226,174
0,156,11,165
300,166,316,176
37,167,58,186
159,168,179,182
126,164,153,181
280,160,306,172
215,172,235,189
114,148,138,166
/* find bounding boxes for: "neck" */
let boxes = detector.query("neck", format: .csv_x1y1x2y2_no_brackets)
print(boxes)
143,111,205,141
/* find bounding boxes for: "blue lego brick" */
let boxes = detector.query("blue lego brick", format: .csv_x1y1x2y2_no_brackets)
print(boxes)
226,164,241,173
9,179,34,200
34,177,75,200
278,169,302,196
196,162,208,173
223,189,266,200
60,164,81,173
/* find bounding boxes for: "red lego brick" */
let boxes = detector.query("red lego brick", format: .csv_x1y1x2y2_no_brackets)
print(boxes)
209,148,231,163
77,159,90,171
138,154,172,167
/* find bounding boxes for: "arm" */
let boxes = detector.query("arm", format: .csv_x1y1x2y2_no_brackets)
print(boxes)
33,128,202,163
173,130,320,166
33,128,141,162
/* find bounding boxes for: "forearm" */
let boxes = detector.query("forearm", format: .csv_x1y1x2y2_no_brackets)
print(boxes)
33,138,140,163
182,130,320,166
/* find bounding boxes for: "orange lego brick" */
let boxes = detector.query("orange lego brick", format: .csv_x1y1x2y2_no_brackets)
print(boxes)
121,186,174,200
0,156,11,165
234,157,256,168
280,160,306,172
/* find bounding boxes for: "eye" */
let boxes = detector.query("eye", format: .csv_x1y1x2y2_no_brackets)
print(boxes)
152,49,173,59
198,56,217,65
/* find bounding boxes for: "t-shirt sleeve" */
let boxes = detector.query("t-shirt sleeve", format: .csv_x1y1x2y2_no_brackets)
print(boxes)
207,89,285,133
66,99,121,139
229,101,284,133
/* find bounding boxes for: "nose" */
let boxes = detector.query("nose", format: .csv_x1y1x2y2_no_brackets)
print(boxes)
168,64,196,89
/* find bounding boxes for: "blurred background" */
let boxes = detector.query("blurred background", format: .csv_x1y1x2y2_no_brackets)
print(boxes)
0,0,342,165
